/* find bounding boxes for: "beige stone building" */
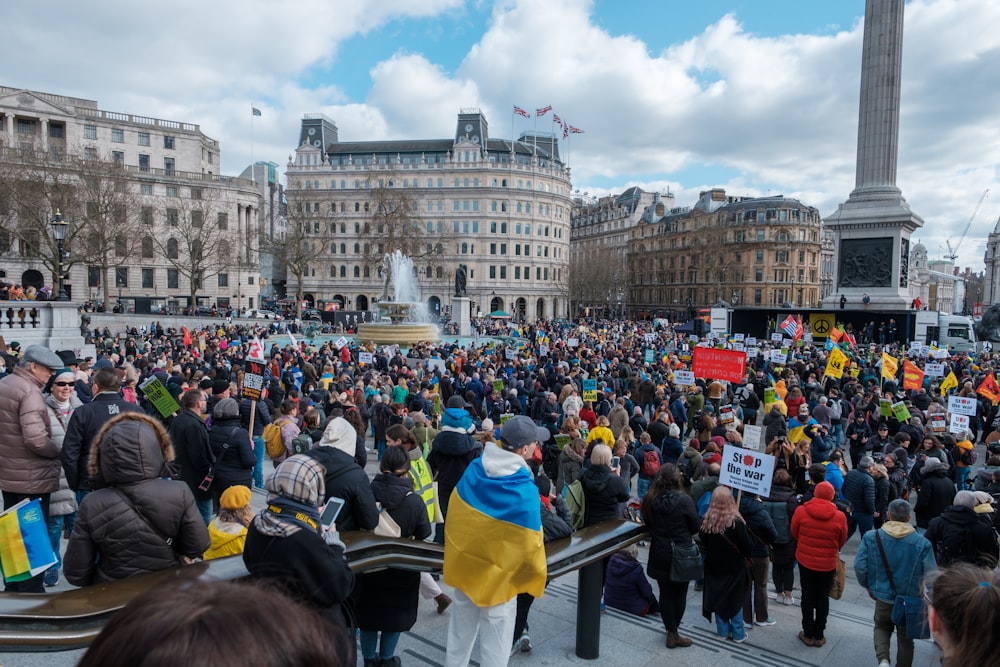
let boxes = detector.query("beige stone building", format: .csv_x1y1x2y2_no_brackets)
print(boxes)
0,86,261,313
284,110,572,322
627,188,823,318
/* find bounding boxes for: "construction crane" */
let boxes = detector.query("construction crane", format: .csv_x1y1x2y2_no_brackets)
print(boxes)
945,188,989,261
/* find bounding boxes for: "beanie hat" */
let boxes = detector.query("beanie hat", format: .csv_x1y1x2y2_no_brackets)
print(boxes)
220,485,251,510
815,481,836,501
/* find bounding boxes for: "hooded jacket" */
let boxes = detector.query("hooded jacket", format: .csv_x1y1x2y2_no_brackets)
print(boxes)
854,521,936,604
63,412,210,585
603,552,656,615
0,367,61,494
914,465,956,528
791,487,848,571
305,445,378,532
925,504,1000,566
739,495,779,558
428,426,482,506
579,464,629,526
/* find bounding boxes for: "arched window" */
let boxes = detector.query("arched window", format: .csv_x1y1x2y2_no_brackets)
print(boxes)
340,243,346,254
166,238,178,259
354,202,360,212
354,266,360,278
354,243,360,253
364,202,370,213
340,266,346,277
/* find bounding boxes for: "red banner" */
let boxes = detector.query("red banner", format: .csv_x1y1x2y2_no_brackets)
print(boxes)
902,359,924,391
692,347,747,383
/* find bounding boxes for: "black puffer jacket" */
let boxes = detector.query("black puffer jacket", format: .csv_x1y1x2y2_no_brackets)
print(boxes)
739,495,778,558
643,489,700,582
305,446,379,532
427,430,482,508
914,468,956,528
579,464,629,526
64,412,210,586
208,416,255,490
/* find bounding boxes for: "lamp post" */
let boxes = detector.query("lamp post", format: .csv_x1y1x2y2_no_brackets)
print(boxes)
50,210,69,301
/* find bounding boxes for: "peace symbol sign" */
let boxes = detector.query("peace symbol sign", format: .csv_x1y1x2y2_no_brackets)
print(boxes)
813,319,831,334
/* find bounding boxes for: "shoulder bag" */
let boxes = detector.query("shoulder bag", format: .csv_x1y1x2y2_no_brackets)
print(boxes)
669,539,703,581
875,530,930,639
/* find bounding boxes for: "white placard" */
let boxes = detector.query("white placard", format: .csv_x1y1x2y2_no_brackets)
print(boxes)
335,336,349,349
746,337,757,347
931,348,950,360
734,333,745,341
358,352,373,364
771,333,783,342
733,342,745,352
983,341,994,353
742,424,763,451
673,370,695,386
924,362,945,377
644,333,656,343
949,413,970,435
719,445,775,497
948,395,977,417
770,349,788,364
505,348,516,360
539,344,548,356
746,348,758,358
567,338,579,348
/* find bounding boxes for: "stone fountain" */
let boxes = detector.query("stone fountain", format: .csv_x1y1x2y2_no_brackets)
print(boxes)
356,251,440,344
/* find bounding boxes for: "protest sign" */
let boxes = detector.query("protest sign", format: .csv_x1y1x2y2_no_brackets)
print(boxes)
335,336,349,349
692,347,746,383
947,395,978,417
746,337,757,347
719,405,735,424
241,370,265,401
924,362,945,377
505,348,516,360
719,446,775,497
567,338,579,347
645,349,655,364
742,424,763,450
949,413,970,435
139,376,181,418
358,352,374,364
891,401,911,422
930,413,946,433
582,379,598,402
771,333,783,342
770,349,788,365
672,370,695,387
879,398,893,417
734,333,745,342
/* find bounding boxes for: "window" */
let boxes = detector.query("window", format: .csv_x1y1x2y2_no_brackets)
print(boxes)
167,269,179,289
110,150,124,165
166,238,178,259
776,250,788,263
114,268,128,288
141,236,154,257
218,273,229,288
138,132,150,146
499,266,507,279
190,210,203,228
755,269,763,281
111,128,124,143
141,207,153,225
164,157,175,175
141,268,154,289
84,147,97,160
140,183,153,195
83,125,97,140
755,249,764,263
138,154,150,172
164,135,175,149
87,266,101,288
489,266,496,279
166,186,178,197
217,212,228,229
754,289,762,305
190,187,202,200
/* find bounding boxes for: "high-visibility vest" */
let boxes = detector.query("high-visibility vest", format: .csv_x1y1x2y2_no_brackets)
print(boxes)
409,455,436,522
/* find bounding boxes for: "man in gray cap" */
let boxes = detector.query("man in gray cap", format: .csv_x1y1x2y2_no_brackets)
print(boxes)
443,415,548,667
0,345,65,592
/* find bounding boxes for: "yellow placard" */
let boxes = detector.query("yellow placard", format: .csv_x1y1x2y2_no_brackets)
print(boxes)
809,313,836,339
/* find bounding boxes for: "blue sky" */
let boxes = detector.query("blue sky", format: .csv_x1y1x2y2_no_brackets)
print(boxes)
2,0,999,269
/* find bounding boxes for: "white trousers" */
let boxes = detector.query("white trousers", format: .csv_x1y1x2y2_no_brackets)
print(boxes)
420,571,442,599
444,588,516,667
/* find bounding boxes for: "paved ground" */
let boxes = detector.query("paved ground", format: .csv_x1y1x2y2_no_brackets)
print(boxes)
3,440,946,667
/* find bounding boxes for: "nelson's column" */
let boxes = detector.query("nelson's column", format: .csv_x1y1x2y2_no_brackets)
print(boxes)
822,0,924,310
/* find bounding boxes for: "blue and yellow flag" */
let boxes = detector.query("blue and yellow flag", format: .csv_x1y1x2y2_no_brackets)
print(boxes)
443,447,546,607
0,499,56,583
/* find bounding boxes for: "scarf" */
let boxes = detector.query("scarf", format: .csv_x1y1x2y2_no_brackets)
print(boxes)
253,496,321,538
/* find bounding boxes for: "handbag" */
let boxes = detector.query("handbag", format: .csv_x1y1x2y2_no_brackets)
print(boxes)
875,530,930,639
669,540,703,581
374,503,402,538
829,557,847,600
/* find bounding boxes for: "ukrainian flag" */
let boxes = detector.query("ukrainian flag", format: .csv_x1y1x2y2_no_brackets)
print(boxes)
444,452,546,607
0,499,56,583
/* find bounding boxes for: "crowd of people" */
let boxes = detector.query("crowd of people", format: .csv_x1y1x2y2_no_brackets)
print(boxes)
0,314,996,666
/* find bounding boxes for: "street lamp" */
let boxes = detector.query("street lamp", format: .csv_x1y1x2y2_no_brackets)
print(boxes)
50,210,69,301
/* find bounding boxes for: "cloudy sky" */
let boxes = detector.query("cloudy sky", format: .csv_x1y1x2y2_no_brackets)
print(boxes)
4,0,998,269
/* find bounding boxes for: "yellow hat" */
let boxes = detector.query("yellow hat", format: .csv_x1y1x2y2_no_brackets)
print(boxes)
220,485,251,510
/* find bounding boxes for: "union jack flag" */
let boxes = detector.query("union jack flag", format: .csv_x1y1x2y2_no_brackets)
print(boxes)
553,114,563,125
563,126,569,138
569,126,584,134
536,105,552,116
513,105,529,118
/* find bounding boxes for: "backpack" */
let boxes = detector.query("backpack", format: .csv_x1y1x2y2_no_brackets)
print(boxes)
934,524,972,566
263,418,288,459
829,398,842,421
290,430,313,456
961,449,978,466
696,490,712,518
692,411,705,432
642,447,661,478
564,479,586,530
762,499,792,544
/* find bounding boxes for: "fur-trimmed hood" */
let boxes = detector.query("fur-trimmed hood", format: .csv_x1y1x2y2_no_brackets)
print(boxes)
88,411,175,485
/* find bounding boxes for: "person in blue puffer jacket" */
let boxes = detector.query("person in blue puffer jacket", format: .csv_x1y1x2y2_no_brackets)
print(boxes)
427,395,482,544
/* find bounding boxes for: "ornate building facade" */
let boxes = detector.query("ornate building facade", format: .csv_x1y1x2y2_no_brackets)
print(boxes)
627,189,823,318
284,110,572,322
0,86,261,313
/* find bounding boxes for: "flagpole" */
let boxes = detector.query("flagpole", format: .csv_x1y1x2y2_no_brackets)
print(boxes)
250,104,256,184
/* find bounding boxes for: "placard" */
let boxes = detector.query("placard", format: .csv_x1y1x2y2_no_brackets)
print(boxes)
567,338,579,348
719,405,735,424
733,333,745,342
746,337,757,347
138,376,181,419
719,445,775,497
582,379,598,402
335,336,349,349
493,380,505,393
742,424,763,451
771,333,783,342
505,348,516,360
644,349,655,364
673,370,695,387
770,349,787,364
538,344,548,356
691,347,747,383
358,352,373,364
949,413,970,435
924,362,945,377
242,371,264,401
930,413,946,433
879,398,893,417
764,387,776,404
554,434,572,450
891,401,911,422
499,413,515,424
644,333,656,343
948,395,978,417
247,338,266,363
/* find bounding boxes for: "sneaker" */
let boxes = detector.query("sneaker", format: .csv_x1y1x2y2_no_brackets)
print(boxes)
878,661,891,667
784,595,797,605
519,631,532,653
43,569,59,587
730,634,748,644
755,618,776,626
693,583,703,592
743,622,753,630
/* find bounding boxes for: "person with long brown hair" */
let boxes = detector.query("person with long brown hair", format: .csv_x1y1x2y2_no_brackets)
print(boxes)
641,463,700,649
926,563,1000,667
699,486,753,643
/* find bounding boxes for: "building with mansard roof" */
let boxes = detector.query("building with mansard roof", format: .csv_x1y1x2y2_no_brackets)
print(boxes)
284,109,572,321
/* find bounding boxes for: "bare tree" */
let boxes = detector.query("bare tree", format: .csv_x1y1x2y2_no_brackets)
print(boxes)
266,202,323,319
149,188,241,311
569,248,623,316
357,172,452,300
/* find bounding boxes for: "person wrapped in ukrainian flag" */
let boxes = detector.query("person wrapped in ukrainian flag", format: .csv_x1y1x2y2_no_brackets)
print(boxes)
443,415,548,667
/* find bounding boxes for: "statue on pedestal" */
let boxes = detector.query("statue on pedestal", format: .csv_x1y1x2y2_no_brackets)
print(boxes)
454,264,467,297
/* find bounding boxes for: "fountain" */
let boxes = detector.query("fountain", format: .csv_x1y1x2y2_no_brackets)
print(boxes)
356,251,440,345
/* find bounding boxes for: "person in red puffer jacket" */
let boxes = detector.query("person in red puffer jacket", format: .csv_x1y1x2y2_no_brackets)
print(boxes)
790,481,847,648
